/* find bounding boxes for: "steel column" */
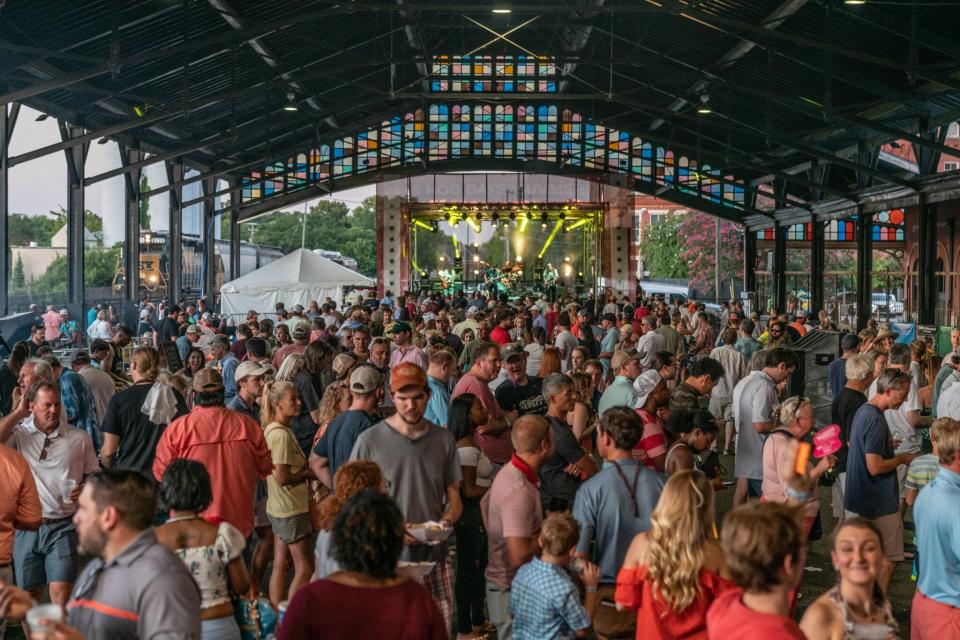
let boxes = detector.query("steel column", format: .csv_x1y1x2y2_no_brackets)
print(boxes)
202,178,217,310
856,205,873,331
122,144,144,323
0,102,19,317
772,221,787,314
810,215,825,316
229,182,241,281
743,226,757,294
61,122,87,323
917,194,937,325
166,160,184,305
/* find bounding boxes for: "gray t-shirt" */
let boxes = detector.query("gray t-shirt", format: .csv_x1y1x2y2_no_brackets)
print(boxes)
733,371,779,480
350,420,463,561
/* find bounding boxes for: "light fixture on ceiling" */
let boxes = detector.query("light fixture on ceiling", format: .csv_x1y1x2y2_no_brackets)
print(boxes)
34,113,49,122
491,4,512,14
97,137,109,145
843,0,865,5
696,95,712,114
283,92,299,112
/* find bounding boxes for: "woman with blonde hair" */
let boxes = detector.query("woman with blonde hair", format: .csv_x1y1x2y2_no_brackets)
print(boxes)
616,470,733,639
762,396,835,537
260,380,315,606
313,460,385,580
537,346,563,378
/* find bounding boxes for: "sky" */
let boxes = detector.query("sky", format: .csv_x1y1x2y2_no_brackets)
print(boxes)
6,104,374,230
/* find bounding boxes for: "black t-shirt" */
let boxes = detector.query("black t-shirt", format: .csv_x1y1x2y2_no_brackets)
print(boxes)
495,376,547,416
830,386,867,473
158,317,180,344
538,416,585,512
0,364,18,416
102,382,188,475
292,369,322,455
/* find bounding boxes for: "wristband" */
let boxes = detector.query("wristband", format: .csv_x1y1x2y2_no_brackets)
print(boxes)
786,487,811,502
585,587,597,593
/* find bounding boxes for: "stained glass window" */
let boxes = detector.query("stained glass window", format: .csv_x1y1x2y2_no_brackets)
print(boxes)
431,55,558,93
474,105,493,156
495,105,514,158
873,209,905,242
429,104,449,161
536,105,557,160
451,105,471,157
238,102,755,215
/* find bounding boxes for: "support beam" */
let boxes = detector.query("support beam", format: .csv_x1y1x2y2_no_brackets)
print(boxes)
743,226,757,300
166,160,184,305
0,102,20,317
60,121,87,323
855,205,873,332
810,215,825,316
229,182,241,282
122,144,144,322
202,178,217,310
772,221,787,314
917,194,937,325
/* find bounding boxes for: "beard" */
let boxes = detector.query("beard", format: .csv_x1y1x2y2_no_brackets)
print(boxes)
77,523,108,557
396,406,426,426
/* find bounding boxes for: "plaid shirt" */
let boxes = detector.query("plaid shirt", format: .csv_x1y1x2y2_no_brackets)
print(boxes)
59,367,102,454
510,558,590,640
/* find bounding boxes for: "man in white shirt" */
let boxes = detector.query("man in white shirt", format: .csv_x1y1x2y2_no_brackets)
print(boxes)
554,315,579,373
709,328,747,454
635,316,666,369
0,382,99,607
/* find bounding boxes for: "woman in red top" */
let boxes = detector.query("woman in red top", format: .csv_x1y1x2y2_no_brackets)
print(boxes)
615,470,733,640
278,490,447,640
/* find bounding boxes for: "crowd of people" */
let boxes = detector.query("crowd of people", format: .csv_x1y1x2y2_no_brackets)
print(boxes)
0,288,957,640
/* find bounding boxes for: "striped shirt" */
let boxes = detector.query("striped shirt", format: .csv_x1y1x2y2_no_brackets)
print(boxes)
905,454,941,492
68,530,201,639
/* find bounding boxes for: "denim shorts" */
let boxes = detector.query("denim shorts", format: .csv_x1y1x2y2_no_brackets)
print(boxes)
267,513,312,545
14,518,79,589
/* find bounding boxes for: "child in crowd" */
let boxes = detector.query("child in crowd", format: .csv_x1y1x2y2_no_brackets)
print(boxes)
706,501,807,639
904,418,946,508
510,512,601,639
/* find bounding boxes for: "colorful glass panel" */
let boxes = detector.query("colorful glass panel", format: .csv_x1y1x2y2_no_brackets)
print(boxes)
429,104,450,161
495,105,515,158
473,104,493,156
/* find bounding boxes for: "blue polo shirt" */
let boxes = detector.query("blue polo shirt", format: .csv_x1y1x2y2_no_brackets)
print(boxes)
572,458,665,584
914,466,960,607
597,376,636,415
425,375,451,428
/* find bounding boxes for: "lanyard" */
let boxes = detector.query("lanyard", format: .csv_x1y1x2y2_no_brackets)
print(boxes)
611,460,642,518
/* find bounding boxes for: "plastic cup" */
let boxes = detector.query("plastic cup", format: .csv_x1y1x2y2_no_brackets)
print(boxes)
60,479,77,503
25,603,64,638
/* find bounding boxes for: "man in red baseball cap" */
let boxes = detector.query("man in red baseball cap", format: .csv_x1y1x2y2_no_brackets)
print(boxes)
349,361,463,630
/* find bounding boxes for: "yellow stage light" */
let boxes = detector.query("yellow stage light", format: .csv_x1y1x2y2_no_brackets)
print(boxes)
537,221,564,259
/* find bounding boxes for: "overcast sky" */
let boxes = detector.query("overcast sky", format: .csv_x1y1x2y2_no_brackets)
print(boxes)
7,104,374,222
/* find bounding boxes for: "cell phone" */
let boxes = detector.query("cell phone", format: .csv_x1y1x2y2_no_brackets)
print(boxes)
794,441,812,475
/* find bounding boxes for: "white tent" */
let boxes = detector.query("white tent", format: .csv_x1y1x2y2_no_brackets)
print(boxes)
219,249,374,316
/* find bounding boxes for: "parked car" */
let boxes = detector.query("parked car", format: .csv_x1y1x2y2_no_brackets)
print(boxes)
872,292,904,316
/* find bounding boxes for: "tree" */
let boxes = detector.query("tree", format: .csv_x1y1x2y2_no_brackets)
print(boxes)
678,212,744,300
243,198,378,276
640,214,687,279
139,175,151,229
11,255,25,291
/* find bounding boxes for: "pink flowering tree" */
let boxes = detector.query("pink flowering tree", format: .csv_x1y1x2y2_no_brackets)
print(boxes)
678,212,744,300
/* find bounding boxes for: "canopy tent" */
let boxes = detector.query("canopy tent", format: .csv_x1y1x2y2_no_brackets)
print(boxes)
219,249,374,317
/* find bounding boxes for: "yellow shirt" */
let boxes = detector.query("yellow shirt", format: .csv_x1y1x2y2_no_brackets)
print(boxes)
263,422,309,518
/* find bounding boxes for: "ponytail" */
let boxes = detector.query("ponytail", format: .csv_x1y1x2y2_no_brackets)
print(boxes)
260,380,295,426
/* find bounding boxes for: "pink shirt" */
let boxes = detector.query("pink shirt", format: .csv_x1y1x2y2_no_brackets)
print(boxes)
481,459,542,590
389,344,428,370
633,409,668,469
451,373,512,463
42,310,61,341
761,431,819,519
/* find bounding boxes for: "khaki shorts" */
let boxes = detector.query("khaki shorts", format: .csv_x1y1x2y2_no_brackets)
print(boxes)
865,512,905,562
268,512,312,545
